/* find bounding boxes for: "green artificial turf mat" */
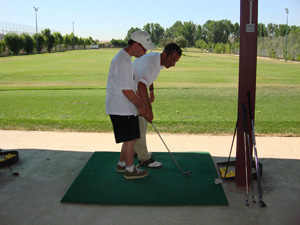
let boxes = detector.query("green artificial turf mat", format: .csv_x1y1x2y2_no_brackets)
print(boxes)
61,151,228,206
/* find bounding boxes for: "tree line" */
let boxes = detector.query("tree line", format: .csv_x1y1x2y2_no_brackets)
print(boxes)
1,20,299,61
111,20,300,61
114,20,299,46
0,28,97,55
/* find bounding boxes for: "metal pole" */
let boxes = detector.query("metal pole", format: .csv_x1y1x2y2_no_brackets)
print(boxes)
34,7,39,53
285,8,289,62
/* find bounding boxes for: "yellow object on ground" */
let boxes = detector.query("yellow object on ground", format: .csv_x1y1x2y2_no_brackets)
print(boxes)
0,153,16,162
220,168,236,178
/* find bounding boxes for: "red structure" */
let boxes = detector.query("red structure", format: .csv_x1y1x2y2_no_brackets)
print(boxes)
236,0,258,186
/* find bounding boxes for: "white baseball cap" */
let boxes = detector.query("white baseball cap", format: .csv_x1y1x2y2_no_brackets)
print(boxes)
130,30,156,50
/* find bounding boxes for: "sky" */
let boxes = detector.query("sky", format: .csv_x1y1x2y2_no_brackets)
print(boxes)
1,0,299,41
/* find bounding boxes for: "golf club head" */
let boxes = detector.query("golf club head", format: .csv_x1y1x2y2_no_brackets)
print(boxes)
214,178,223,184
183,171,192,176
259,200,266,208
245,200,250,206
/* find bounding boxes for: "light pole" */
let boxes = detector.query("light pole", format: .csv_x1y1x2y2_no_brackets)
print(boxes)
34,7,39,53
285,8,289,62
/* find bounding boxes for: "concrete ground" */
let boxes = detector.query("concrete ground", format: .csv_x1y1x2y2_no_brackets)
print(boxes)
0,130,299,225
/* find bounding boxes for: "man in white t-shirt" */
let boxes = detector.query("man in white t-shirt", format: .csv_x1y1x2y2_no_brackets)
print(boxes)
133,43,182,168
105,30,155,179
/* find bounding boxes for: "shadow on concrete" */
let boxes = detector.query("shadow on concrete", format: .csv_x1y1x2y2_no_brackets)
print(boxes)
0,149,300,225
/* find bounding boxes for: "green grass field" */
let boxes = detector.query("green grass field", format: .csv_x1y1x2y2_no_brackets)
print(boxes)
0,48,299,136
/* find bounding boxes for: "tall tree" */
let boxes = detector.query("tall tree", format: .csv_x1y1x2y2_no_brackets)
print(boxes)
202,20,214,43
257,23,268,37
89,36,96,45
143,23,165,45
177,21,197,46
215,20,232,44
125,27,140,41
232,22,240,42
267,23,280,37
195,25,203,41
290,25,300,34
83,38,91,49
165,21,183,39
78,37,84,48
267,23,276,37
203,19,233,44
278,24,290,37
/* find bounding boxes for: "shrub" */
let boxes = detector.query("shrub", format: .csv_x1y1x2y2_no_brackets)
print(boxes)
0,40,6,54
268,49,276,59
21,33,34,54
159,38,174,48
175,36,188,49
214,43,225,54
195,39,206,50
110,39,127,48
224,43,231,54
3,32,25,55
33,33,45,53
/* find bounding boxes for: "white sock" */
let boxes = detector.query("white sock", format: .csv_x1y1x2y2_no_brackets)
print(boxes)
126,165,134,172
118,161,126,167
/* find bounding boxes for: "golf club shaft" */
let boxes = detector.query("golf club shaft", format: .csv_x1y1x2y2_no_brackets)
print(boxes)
250,118,263,201
215,117,238,184
150,122,184,174
224,117,238,180
244,110,256,203
242,104,249,206
247,91,265,205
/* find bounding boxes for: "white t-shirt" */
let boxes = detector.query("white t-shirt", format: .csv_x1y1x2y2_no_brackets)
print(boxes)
133,52,164,90
105,49,137,116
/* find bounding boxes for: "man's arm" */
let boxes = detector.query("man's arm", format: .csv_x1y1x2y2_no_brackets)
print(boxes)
122,90,146,117
138,82,153,122
149,83,155,103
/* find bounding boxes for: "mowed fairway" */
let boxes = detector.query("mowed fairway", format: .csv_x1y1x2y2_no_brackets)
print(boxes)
0,49,299,136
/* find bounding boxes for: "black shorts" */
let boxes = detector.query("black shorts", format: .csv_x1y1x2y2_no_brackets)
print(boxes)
109,115,140,143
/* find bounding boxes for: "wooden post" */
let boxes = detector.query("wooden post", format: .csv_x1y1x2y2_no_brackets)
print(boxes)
236,0,258,186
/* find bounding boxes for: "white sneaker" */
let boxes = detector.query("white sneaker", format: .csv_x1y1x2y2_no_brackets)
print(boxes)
148,160,163,168
139,158,162,168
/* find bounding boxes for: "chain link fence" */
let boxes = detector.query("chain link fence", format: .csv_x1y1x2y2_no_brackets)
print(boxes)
257,33,300,61
0,21,59,40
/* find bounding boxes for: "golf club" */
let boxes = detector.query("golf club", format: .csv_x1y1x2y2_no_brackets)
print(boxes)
0,148,19,176
214,117,238,185
150,122,192,176
242,104,249,206
244,105,256,203
247,91,266,207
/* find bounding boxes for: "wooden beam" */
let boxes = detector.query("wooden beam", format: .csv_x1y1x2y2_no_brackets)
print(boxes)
236,0,258,186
